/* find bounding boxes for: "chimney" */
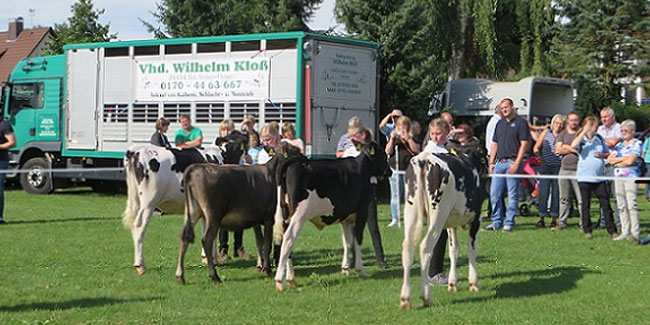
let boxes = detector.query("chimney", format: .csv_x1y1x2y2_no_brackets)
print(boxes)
8,17,24,41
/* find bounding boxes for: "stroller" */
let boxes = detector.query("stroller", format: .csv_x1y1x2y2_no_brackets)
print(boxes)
518,156,541,216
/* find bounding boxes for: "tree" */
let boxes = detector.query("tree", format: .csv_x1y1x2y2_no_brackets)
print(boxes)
44,0,117,55
552,0,650,112
145,0,322,38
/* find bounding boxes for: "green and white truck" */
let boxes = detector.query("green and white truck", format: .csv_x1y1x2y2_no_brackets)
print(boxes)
4,32,380,194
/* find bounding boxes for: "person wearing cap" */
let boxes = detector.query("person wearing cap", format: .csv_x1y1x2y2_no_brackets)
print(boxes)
485,98,530,232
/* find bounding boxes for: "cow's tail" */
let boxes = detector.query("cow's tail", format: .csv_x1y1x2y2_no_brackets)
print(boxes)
122,151,140,229
412,159,428,245
181,168,197,244
272,156,298,245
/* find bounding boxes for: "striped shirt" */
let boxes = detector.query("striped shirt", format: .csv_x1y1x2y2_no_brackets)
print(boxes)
541,128,562,167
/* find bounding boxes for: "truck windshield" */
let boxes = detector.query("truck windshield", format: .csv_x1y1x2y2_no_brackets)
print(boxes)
9,82,44,114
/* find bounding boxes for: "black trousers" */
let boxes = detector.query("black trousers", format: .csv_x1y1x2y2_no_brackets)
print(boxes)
428,230,448,277
579,181,617,235
219,230,243,253
366,186,386,264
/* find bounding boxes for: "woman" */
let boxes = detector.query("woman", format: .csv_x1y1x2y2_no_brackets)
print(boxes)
571,117,616,239
385,116,420,227
257,123,281,164
150,117,171,147
446,123,481,154
281,122,305,153
607,119,642,242
533,114,565,228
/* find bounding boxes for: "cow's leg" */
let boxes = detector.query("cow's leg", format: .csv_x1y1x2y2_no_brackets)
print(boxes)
419,219,447,308
176,213,198,284
254,225,265,271
200,218,218,265
340,224,352,275
468,211,481,292
447,228,460,292
400,199,420,310
131,205,155,275
274,217,306,291
202,218,221,283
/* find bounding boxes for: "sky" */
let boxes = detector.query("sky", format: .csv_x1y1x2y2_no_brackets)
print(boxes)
0,0,341,41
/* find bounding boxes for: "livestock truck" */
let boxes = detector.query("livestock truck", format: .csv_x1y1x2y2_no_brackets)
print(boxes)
3,32,380,194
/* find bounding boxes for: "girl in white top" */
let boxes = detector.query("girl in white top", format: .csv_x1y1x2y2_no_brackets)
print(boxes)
281,122,304,153
257,123,282,164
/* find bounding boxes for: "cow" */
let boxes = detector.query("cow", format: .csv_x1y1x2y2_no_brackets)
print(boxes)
399,151,487,310
122,131,248,275
272,141,389,291
175,142,302,284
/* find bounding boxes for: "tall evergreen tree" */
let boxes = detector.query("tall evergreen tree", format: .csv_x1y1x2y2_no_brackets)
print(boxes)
44,0,117,55
145,0,322,38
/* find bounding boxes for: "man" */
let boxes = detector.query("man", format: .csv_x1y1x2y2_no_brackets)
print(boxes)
553,111,582,230
597,107,622,228
336,116,363,158
379,109,402,141
440,111,457,140
0,118,17,224
175,114,203,148
486,98,530,232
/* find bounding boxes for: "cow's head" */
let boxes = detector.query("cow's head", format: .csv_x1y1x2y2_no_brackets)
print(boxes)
219,130,249,164
359,141,390,179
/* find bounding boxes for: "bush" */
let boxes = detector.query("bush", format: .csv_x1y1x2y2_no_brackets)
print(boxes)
611,102,650,133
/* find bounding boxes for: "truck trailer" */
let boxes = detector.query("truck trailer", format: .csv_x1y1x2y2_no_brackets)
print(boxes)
4,32,380,194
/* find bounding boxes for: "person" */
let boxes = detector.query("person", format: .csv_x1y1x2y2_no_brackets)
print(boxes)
257,124,281,164
379,109,403,141
532,114,565,228
597,107,623,228
217,118,251,261
571,117,617,239
240,115,256,133
485,98,530,232
281,122,304,153
174,114,203,148
447,123,481,154
440,111,457,139
341,126,388,268
553,111,583,230
385,115,420,227
422,118,451,285
641,130,650,201
336,116,363,158
0,118,16,224
411,120,424,145
247,130,262,164
150,117,171,148
607,119,642,242
484,105,504,221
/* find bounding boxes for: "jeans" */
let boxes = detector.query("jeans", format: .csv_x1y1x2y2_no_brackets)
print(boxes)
558,169,582,225
645,163,650,199
366,186,386,264
579,181,616,235
614,179,640,239
0,161,6,220
389,170,404,221
490,161,519,229
538,165,560,217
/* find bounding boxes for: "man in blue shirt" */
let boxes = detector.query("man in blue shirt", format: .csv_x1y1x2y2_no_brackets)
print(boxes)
486,98,530,231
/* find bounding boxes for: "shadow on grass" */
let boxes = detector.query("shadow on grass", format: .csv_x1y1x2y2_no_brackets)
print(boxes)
0,296,164,313
452,266,598,303
8,216,121,225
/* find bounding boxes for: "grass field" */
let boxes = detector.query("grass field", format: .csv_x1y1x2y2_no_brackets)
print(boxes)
1,186,650,324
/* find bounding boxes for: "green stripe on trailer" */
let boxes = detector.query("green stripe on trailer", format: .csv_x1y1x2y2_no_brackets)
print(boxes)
61,149,125,159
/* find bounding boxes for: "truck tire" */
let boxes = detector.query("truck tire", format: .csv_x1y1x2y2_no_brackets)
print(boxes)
20,157,54,194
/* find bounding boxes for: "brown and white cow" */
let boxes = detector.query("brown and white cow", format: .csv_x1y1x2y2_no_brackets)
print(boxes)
399,151,487,310
122,132,247,275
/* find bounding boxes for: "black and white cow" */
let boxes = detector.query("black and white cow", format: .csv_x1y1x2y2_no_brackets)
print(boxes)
122,131,247,275
175,142,302,284
399,151,487,310
272,142,389,291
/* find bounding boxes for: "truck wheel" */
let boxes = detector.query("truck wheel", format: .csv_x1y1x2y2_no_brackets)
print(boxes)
20,157,54,194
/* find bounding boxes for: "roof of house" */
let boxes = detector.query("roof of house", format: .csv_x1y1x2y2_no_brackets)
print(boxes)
0,27,52,83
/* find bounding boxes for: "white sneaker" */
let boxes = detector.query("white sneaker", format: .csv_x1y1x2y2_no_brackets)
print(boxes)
613,233,629,241
428,273,448,286
388,220,399,227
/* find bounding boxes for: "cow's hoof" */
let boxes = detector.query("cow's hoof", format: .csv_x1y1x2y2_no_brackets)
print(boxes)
135,265,146,275
262,267,272,276
421,297,432,308
357,270,369,278
176,276,185,285
201,256,208,265
341,267,350,276
448,283,458,292
399,298,411,310
287,280,298,288
469,283,480,292
210,275,222,283
275,280,285,292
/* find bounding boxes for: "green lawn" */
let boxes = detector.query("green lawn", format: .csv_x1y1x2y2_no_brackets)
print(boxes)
1,187,649,324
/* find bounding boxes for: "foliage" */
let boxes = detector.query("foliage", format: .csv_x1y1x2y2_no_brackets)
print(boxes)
612,103,650,133
43,0,117,55
552,0,650,112
144,0,322,38
0,188,649,322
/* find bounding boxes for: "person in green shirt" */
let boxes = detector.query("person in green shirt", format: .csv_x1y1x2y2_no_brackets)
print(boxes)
174,114,203,148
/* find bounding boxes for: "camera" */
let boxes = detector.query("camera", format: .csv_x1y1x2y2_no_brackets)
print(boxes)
396,130,403,136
